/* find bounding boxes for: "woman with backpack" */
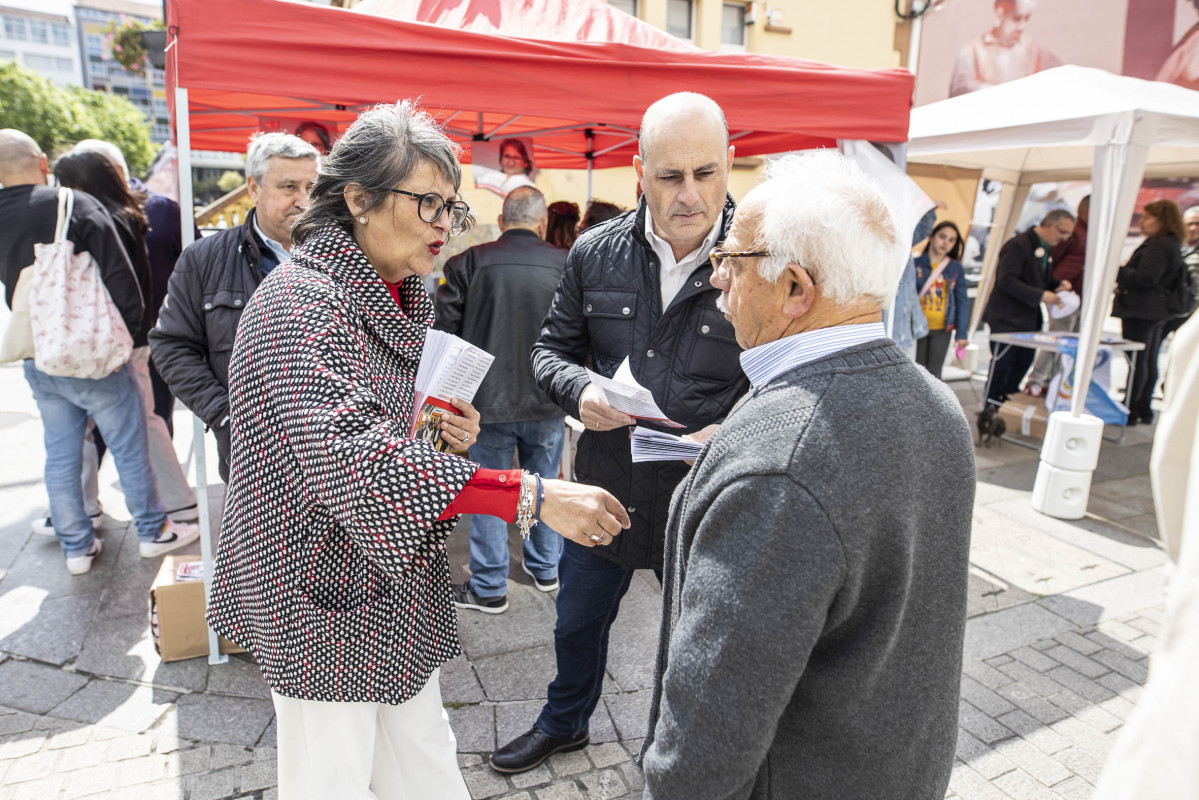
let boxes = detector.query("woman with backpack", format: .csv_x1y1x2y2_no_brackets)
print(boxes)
913,220,970,380
1113,199,1187,425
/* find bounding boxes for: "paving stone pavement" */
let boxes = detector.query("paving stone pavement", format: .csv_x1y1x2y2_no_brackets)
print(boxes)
0,354,1175,799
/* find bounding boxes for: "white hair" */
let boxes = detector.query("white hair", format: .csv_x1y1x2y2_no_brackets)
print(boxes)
245,132,319,183
73,139,128,182
1185,205,1199,221
746,150,906,307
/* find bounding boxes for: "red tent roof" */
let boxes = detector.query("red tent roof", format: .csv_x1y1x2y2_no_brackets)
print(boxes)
167,0,913,167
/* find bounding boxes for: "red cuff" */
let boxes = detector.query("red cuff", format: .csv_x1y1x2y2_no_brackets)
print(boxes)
438,469,521,521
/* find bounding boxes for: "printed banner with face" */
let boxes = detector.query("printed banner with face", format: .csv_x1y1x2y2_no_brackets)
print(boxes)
914,0,1199,107
472,138,538,198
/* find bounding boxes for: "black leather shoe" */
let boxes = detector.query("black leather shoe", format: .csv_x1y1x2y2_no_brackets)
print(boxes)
489,726,589,773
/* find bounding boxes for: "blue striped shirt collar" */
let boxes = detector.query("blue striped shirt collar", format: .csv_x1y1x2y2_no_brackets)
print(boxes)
739,322,888,387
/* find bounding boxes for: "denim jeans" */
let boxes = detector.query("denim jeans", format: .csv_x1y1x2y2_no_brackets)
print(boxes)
24,361,166,557
466,418,565,598
535,541,659,740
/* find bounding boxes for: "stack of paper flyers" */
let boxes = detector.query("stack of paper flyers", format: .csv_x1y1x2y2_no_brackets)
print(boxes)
411,330,495,452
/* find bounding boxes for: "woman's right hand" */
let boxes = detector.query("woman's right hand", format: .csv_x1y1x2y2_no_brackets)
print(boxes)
538,479,631,548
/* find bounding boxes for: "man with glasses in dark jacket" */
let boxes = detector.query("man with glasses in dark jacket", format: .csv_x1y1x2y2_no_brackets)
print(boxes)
489,92,749,774
149,133,317,482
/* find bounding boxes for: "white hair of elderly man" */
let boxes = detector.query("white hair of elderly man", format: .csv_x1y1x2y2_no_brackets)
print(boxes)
748,151,908,307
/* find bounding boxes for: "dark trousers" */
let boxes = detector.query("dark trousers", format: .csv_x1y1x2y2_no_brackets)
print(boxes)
915,329,953,381
986,340,1035,406
1122,318,1167,419
535,540,660,740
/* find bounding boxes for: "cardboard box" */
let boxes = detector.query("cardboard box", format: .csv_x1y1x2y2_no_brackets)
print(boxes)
997,392,1050,439
150,555,245,662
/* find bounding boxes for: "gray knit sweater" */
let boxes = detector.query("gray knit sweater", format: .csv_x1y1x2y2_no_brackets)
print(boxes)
640,339,975,800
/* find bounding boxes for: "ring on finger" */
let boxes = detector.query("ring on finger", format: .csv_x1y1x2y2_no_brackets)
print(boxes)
589,533,603,544
461,432,470,444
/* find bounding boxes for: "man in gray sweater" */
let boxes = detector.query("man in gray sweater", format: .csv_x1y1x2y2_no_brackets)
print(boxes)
640,151,975,800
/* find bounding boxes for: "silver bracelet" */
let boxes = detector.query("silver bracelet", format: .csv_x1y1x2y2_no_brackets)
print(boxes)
516,470,535,539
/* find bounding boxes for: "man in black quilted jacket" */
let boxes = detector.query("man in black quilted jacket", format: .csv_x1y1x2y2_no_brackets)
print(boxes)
489,93,749,774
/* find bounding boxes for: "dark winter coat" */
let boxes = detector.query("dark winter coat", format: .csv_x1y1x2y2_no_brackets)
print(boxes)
434,228,567,423
982,228,1063,334
1113,234,1185,322
530,196,748,571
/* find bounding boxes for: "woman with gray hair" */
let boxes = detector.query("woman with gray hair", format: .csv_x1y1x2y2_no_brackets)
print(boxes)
206,101,629,798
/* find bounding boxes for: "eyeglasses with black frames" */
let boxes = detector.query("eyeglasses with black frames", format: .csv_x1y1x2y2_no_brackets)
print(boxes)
389,189,471,234
710,245,817,286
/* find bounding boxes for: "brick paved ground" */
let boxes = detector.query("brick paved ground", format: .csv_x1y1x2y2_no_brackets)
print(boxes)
0,354,1174,799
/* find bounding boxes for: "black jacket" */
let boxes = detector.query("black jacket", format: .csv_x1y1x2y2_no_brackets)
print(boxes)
149,210,269,433
1113,235,1184,321
0,184,143,336
531,196,748,570
434,228,567,423
982,228,1063,333
111,212,153,346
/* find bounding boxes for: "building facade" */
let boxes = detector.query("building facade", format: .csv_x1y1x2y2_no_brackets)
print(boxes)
0,0,81,87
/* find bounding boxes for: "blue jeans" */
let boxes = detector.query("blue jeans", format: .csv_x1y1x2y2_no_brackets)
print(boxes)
467,419,565,598
24,361,165,557
536,541,659,740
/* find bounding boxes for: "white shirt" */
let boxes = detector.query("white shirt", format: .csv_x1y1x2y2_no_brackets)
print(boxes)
644,207,721,312
740,323,888,387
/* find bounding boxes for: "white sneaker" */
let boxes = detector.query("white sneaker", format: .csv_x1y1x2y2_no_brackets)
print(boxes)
66,539,102,575
32,513,104,537
139,519,201,559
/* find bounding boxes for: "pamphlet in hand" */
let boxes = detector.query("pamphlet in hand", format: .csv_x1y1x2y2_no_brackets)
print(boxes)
585,358,683,428
631,426,705,463
411,330,495,452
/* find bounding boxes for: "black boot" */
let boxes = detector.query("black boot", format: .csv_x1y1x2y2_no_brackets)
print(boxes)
489,726,590,773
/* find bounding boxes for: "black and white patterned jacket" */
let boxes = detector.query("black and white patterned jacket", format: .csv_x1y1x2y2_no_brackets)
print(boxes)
206,222,477,704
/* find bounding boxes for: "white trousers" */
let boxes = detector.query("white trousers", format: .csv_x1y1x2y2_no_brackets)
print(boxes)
271,669,469,800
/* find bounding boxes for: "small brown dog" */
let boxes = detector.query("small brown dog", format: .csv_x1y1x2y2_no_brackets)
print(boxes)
977,405,1006,448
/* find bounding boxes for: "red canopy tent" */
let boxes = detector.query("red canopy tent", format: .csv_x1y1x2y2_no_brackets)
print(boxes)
165,0,914,168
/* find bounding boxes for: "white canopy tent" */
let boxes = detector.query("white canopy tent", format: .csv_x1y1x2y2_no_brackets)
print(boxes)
907,66,1199,519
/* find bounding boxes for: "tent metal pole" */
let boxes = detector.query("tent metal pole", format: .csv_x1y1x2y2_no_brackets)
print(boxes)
177,85,227,666
586,128,595,203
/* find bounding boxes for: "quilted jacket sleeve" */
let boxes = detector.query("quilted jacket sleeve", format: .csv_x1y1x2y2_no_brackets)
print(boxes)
230,274,477,577
530,245,592,419
148,247,229,428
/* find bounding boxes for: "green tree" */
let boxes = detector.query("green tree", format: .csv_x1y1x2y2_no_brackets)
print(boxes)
217,170,245,194
0,60,77,154
63,87,157,176
0,59,157,177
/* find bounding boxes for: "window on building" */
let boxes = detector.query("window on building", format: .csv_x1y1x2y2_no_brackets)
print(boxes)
666,0,692,39
3,16,28,41
52,23,70,47
721,3,747,49
86,33,103,54
113,85,129,95
23,53,54,71
54,57,72,71
608,0,637,16
0,49,15,61
29,19,48,43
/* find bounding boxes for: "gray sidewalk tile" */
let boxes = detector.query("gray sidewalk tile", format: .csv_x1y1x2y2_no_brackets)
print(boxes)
946,760,1013,800
475,646,560,702
1089,649,1148,684
991,766,1060,800
204,655,270,700
1051,775,1095,799
992,737,1072,787
1051,744,1107,785
534,781,586,800
449,702,496,754
1040,645,1108,678
1044,665,1116,704
441,654,486,704
602,692,651,742
510,764,554,789
47,681,177,734
455,590,559,661
463,763,510,798
963,603,1075,662
1010,647,1059,673
993,709,1071,754
578,768,629,799
955,729,1018,780
961,674,1018,717
1037,570,1167,627
967,567,1038,618
547,748,592,777
168,693,274,747
0,590,101,666
995,683,1069,726
963,660,1016,691
958,700,1015,746
0,658,87,714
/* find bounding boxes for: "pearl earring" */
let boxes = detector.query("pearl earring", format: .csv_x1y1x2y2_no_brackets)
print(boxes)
358,216,367,224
